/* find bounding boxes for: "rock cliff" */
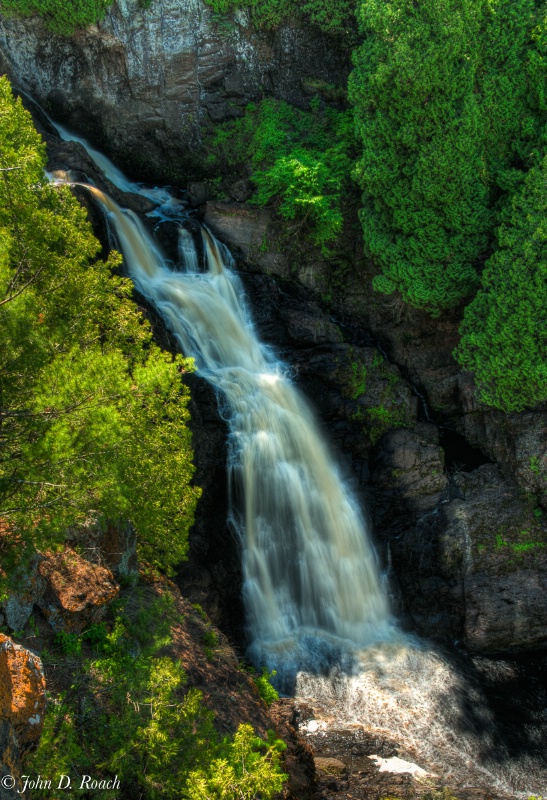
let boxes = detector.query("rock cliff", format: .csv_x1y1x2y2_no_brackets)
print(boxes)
0,0,349,182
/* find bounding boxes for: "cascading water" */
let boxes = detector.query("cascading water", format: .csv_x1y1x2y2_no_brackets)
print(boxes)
82,184,391,682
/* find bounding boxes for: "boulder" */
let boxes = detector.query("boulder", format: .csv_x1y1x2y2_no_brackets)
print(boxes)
2,555,46,634
458,408,547,507
65,518,139,580
204,202,289,277
37,549,119,634
314,757,348,776
0,634,46,749
372,424,448,513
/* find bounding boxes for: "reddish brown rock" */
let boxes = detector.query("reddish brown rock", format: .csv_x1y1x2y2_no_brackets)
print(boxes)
0,634,46,749
37,548,119,634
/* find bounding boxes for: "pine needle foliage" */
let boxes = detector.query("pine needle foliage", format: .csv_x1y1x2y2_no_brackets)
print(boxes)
455,154,547,412
28,594,287,800
0,76,200,574
348,0,490,313
0,0,113,34
348,0,547,314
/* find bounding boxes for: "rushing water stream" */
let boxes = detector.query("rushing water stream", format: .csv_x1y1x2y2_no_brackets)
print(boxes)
38,105,546,797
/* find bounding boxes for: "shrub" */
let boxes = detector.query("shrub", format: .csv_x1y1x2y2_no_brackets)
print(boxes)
0,0,113,34
28,594,287,800
210,98,356,252
253,668,280,706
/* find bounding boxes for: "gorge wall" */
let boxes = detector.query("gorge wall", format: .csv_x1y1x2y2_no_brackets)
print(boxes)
0,0,349,182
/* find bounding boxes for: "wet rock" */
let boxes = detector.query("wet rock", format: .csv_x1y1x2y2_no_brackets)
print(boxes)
314,756,348,776
37,549,119,634
0,634,46,749
228,178,253,203
458,408,547,507
188,181,209,207
269,700,317,800
281,308,344,346
204,202,289,276
175,372,243,642
372,424,448,514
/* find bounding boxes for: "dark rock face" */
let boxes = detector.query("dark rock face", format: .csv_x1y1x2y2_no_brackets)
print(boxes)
457,408,547,507
0,0,350,183
175,372,244,642
239,269,417,487
372,424,448,514
386,464,547,652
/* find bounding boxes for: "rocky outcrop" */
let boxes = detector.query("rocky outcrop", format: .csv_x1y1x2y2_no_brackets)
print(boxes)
457,407,547,508
204,200,465,416
0,635,46,749
0,635,46,798
37,549,119,633
2,555,46,634
372,424,448,514
388,464,547,652
0,0,349,183
1,524,136,635
269,700,317,800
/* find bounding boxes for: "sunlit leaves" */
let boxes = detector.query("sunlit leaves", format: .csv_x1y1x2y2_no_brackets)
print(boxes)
0,76,200,571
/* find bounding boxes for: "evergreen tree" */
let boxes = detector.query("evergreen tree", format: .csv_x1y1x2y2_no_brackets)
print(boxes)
0,76,200,573
348,0,547,314
455,153,547,412
348,0,490,313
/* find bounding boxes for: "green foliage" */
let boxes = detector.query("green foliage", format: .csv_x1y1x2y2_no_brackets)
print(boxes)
455,155,547,411
0,77,201,575
253,668,280,706
54,630,82,656
348,362,367,399
28,594,287,800
203,628,220,660
0,0,113,34
204,0,355,35
210,98,356,252
349,0,547,314
186,726,286,800
349,0,490,312
365,405,409,445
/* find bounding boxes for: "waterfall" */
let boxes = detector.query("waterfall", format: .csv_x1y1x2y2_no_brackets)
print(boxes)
77,181,391,677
